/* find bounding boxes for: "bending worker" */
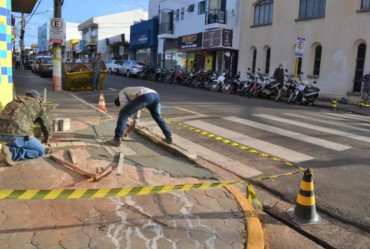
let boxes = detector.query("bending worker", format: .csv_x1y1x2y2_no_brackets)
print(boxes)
108,86,172,147
0,90,51,166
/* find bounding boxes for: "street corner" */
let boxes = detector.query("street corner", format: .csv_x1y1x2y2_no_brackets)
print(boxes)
0,150,249,249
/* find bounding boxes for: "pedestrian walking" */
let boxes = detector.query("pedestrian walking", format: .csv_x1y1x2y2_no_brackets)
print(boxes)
361,70,370,102
273,63,285,89
0,90,51,166
107,86,172,147
15,56,21,70
92,52,102,92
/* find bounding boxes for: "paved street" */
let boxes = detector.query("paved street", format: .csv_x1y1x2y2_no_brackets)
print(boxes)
2,70,370,248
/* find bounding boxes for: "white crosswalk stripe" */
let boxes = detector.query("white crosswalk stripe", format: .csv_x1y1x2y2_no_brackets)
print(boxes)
185,120,314,163
223,116,351,151
283,113,370,133
304,112,370,128
254,114,370,143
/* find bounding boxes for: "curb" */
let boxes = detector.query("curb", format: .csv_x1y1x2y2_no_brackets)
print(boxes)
135,126,265,249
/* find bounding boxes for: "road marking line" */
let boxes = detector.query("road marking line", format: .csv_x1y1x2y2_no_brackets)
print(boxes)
140,121,263,178
255,114,370,144
284,113,370,133
185,120,314,163
224,116,351,151
311,112,370,127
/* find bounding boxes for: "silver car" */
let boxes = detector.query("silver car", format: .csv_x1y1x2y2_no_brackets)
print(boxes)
120,60,144,77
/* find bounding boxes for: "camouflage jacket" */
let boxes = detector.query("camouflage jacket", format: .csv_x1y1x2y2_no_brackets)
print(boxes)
0,97,51,140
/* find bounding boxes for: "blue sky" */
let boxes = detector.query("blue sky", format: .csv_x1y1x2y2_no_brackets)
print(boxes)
13,0,149,47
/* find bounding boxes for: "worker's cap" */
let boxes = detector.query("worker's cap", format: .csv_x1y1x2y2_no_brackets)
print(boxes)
25,90,42,100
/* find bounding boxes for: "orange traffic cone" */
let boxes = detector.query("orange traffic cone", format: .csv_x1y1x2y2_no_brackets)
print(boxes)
288,168,321,225
98,93,106,111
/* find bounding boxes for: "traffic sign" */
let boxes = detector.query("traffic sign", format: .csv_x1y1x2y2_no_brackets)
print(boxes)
295,37,305,58
50,18,65,44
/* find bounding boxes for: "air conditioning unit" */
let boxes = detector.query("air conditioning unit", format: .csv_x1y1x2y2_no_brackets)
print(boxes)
187,4,194,12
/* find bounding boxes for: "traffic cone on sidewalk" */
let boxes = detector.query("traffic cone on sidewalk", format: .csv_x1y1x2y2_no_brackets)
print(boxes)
288,168,321,225
98,92,106,111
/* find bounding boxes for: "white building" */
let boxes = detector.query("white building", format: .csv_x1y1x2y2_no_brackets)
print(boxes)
78,9,148,61
150,0,240,74
238,0,370,99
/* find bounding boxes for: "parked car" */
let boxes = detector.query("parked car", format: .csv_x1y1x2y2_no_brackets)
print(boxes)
119,60,144,77
25,59,33,70
31,57,41,73
38,57,53,77
106,60,123,74
63,58,72,63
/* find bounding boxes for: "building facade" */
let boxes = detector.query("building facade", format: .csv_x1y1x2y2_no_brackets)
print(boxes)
238,0,370,98
130,17,159,65
150,0,241,74
78,9,148,62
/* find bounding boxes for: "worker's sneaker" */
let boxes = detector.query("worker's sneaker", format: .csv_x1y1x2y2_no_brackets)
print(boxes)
2,146,16,166
106,138,122,147
162,137,173,144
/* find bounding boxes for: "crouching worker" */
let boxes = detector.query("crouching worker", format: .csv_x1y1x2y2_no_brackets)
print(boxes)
107,86,172,146
0,90,51,166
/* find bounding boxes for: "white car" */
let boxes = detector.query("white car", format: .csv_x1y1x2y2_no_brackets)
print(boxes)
106,60,123,74
119,60,144,77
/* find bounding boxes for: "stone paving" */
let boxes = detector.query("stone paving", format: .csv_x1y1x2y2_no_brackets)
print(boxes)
0,139,246,249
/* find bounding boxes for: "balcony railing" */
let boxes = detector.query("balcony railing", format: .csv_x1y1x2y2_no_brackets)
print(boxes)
206,9,227,25
159,22,173,35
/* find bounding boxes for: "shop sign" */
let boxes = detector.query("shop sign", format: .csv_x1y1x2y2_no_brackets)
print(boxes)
203,29,222,48
132,31,149,46
178,33,202,49
222,29,233,47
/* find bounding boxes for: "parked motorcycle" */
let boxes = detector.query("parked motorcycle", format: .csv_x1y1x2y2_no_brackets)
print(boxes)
210,71,228,92
247,68,277,99
239,68,254,96
287,72,320,105
274,69,296,102
221,71,241,94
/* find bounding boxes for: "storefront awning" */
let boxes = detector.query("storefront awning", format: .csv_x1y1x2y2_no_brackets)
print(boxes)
12,0,37,14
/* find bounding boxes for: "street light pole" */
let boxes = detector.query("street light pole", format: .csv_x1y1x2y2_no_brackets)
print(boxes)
52,0,63,91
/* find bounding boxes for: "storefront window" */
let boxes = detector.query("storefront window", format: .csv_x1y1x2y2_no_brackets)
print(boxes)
164,51,186,70
136,48,151,64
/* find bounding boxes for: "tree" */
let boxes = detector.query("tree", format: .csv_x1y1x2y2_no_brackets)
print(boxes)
110,41,129,59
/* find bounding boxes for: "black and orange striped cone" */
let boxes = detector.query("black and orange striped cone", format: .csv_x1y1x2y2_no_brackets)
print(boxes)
288,168,321,225
98,93,106,111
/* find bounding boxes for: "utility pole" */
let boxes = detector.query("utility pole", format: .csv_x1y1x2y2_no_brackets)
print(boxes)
20,13,25,56
52,0,63,91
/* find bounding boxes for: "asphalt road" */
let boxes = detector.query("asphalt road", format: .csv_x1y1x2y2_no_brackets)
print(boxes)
14,71,370,247
85,73,370,233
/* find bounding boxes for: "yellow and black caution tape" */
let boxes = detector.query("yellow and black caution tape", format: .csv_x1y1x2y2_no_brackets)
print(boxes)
167,120,306,172
251,169,304,182
0,181,245,200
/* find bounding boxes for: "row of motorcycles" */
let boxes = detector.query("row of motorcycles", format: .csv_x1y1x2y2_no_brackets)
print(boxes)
137,64,320,106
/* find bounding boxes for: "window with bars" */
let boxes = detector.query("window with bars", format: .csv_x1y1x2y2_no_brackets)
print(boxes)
254,0,274,26
181,7,185,20
299,0,326,19
265,48,271,74
175,9,179,21
313,45,322,76
198,1,206,15
361,0,370,10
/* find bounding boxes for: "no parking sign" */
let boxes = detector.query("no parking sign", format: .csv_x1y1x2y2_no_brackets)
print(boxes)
49,17,65,44
295,37,305,58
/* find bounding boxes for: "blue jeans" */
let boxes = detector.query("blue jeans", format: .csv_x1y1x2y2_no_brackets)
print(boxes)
114,92,172,139
93,71,100,91
1,136,45,161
